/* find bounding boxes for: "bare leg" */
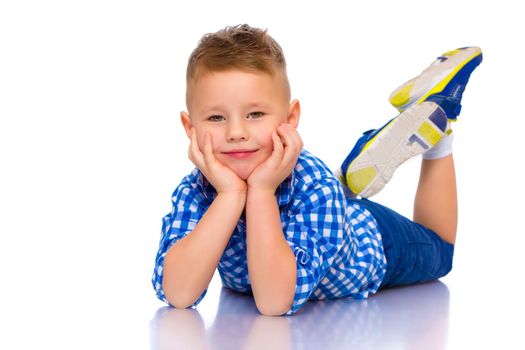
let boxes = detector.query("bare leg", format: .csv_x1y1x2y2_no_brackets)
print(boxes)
413,154,457,244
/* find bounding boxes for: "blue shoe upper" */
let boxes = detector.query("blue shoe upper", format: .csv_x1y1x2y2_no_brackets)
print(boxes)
340,129,375,183
340,117,395,178
426,53,483,120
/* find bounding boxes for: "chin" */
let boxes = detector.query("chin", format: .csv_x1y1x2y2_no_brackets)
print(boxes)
234,168,253,181
225,155,267,181
228,165,256,181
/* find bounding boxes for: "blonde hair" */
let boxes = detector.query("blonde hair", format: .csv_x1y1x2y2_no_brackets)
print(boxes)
185,24,290,107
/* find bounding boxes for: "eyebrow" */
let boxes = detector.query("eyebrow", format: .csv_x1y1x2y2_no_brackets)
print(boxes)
244,101,265,108
200,102,268,114
200,104,223,112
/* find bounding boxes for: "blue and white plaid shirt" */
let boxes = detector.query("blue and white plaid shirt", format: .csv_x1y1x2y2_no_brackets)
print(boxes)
152,149,387,315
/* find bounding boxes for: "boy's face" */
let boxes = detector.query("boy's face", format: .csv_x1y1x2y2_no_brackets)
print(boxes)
181,69,300,180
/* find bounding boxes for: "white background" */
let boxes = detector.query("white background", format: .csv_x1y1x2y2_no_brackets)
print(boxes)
1,0,524,349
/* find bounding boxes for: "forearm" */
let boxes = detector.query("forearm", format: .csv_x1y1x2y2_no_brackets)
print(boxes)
245,188,296,316
162,191,246,308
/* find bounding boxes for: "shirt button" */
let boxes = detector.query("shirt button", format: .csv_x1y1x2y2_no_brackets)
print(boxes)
294,247,311,265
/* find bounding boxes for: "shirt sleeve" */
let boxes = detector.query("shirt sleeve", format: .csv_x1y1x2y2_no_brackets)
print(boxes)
151,176,209,308
282,180,346,315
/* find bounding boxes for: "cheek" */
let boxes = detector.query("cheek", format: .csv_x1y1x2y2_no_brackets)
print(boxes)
259,130,275,148
196,131,219,150
195,133,205,150
253,132,275,161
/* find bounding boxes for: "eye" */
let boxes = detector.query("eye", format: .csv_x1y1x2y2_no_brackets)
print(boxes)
247,111,264,119
208,115,225,122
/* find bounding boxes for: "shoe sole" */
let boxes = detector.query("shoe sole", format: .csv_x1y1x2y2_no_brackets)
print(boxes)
345,102,449,198
389,47,482,112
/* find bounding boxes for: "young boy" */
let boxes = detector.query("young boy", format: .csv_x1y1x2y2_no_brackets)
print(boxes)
152,24,482,316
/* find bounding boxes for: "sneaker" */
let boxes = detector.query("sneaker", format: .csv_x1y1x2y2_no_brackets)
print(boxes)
389,47,482,120
340,102,450,198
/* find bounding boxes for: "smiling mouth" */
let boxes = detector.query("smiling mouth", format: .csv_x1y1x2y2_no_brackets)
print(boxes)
223,150,258,159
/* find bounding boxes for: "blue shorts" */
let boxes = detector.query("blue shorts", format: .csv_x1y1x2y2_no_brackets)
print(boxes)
349,198,455,288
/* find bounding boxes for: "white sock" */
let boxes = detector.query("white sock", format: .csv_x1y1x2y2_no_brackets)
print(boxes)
422,133,454,160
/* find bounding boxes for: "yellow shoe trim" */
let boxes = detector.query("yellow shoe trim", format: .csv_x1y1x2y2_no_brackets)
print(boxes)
418,121,442,146
389,81,414,108
347,166,377,195
442,49,461,56
416,51,482,105
360,119,396,155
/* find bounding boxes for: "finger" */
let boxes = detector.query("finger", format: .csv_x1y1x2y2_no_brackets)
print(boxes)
277,123,296,152
277,124,288,146
286,123,303,147
189,128,205,167
288,125,303,151
202,132,216,168
280,124,302,164
271,130,284,162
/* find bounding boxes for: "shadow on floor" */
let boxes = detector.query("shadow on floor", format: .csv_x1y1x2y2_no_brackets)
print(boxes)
150,280,450,350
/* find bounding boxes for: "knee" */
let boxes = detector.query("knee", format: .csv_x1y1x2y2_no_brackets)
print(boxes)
440,246,454,277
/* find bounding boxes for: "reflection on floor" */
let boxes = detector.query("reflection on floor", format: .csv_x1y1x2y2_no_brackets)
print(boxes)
150,280,449,350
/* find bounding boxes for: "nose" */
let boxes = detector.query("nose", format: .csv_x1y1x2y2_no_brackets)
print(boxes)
226,119,248,142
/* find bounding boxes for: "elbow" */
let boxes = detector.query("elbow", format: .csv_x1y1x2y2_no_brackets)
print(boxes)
163,281,198,309
255,298,293,317
166,293,195,309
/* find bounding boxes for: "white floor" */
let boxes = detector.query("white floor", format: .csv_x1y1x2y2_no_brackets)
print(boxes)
2,1,525,349
151,275,452,350
148,264,524,350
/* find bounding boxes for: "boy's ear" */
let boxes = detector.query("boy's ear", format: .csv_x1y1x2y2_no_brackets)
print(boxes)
286,99,301,128
180,111,193,139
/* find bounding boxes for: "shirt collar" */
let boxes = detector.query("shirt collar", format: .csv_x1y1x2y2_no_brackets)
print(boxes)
195,168,295,207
